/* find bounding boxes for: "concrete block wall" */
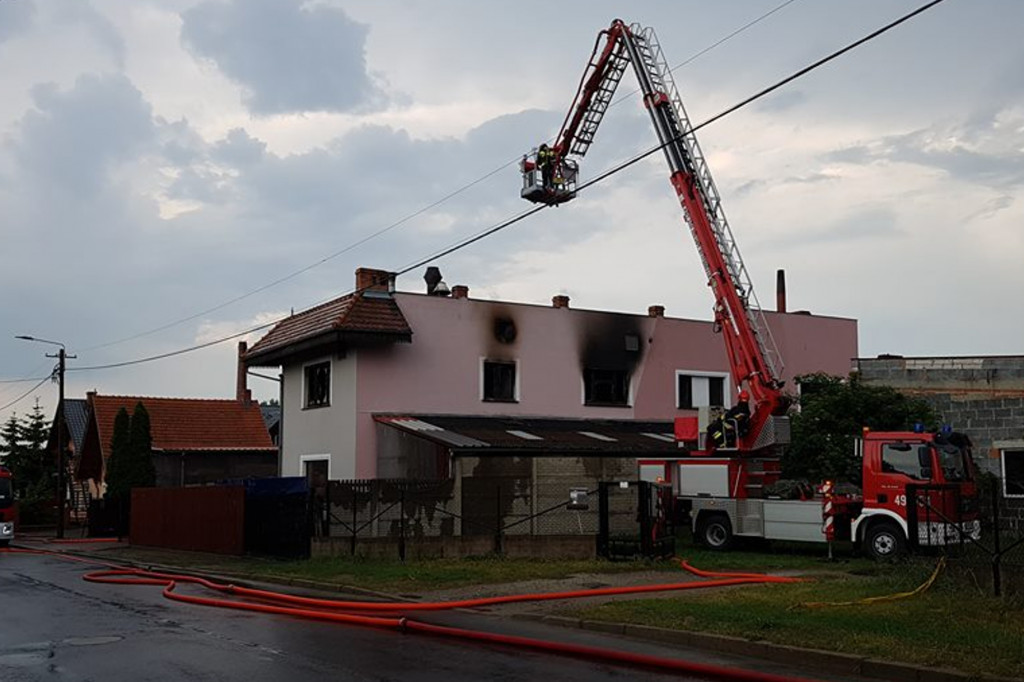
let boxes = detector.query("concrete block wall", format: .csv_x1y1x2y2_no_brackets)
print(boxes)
856,357,1024,477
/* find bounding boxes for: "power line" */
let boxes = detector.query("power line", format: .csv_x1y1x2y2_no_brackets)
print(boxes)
0,375,53,413
75,0,800,356
65,0,946,374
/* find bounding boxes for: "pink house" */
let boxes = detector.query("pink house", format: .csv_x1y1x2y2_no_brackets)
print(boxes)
245,267,857,483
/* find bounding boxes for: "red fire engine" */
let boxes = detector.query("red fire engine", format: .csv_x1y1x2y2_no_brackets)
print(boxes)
522,19,979,558
0,466,14,546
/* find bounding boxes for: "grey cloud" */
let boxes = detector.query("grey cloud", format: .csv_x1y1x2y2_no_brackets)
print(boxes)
57,1,126,67
762,207,900,251
826,114,1024,189
755,89,805,113
0,0,35,44
180,0,387,115
13,73,155,197
212,128,266,167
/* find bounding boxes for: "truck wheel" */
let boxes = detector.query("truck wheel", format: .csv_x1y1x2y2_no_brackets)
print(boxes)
864,522,906,560
697,514,733,551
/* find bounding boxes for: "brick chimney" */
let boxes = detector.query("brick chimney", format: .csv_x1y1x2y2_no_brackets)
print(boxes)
451,285,469,299
648,305,665,318
776,269,787,313
355,267,393,293
552,295,570,309
237,341,252,405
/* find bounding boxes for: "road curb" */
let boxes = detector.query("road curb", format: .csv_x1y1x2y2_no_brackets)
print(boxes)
512,614,1020,682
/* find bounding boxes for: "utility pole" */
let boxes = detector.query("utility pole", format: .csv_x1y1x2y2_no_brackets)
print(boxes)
54,347,66,539
16,335,74,539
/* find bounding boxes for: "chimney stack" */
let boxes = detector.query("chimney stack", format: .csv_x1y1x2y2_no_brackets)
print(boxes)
552,295,570,309
776,269,787,313
237,341,252,405
451,285,469,299
356,267,394,293
648,305,665,318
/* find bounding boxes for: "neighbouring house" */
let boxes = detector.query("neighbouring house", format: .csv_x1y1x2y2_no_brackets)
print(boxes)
856,355,1024,520
74,390,278,496
46,398,91,518
244,266,859,491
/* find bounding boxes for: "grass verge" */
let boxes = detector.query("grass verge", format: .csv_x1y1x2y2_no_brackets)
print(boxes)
564,559,1024,679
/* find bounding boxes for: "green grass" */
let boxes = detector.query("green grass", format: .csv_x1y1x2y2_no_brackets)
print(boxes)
565,561,1024,679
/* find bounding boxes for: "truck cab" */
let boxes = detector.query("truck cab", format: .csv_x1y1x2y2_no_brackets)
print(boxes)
855,430,979,559
0,466,14,547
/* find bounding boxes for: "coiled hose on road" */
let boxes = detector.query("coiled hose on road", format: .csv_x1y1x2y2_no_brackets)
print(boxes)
2,546,818,682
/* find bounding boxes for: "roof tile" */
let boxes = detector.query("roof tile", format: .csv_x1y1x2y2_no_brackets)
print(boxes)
91,395,275,457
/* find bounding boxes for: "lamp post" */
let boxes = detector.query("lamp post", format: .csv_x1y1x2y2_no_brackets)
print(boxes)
15,335,75,539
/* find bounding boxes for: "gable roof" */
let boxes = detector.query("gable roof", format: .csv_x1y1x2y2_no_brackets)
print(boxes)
89,395,276,457
64,398,90,453
246,292,412,366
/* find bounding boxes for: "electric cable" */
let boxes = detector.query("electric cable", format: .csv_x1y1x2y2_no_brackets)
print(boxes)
0,375,53,413
74,0,801,356
66,0,946,374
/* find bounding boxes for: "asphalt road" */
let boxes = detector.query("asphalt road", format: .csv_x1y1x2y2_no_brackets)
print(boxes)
0,550,869,682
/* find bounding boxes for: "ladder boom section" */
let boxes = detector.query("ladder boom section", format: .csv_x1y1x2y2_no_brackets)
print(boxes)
617,22,786,434
554,22,630,160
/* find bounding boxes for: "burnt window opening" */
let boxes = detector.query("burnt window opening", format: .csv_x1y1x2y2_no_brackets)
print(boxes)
624,334,640,352
584,368,630,406
677,374,726,410
304,361,331,409
494,317,517,344
483,360,517,402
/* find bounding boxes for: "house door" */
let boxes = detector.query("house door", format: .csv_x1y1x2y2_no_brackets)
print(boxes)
304,459,329,537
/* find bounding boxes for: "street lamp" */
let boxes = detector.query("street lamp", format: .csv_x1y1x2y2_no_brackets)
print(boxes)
15,335,74,539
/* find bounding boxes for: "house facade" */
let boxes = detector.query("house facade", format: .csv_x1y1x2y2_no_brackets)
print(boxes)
246,267,858,482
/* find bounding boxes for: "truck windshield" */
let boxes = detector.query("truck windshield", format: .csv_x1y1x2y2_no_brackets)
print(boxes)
0,478,11,509
937,444,970,482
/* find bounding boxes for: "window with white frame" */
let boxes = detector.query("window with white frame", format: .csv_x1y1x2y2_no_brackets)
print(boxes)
304,361,331,409
676,371,729,410
1002,450,1024,497
482,359,517,402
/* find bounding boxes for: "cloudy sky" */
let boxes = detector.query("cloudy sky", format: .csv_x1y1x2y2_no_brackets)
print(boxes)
2,0,1022,421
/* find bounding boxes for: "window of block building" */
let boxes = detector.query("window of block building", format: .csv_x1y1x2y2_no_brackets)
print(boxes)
584,368,630,406
483,360,517,402
304,361,331,409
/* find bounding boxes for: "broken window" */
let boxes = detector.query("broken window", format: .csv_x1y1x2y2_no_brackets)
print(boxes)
483,360,517,402
584,368,629,406
304,361,331,408
1003,450,1024,497
677,373,727,410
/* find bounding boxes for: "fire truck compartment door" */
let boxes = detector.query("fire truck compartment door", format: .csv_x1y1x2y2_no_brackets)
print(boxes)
763,500,827,543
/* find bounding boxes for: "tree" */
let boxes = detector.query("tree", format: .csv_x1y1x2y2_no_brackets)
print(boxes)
784,372,937,485
128,402,156,489
104,407,133,500
105,403,156,501
0,413,24,493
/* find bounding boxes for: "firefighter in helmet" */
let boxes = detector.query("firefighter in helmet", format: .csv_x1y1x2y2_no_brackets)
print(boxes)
537,144,555,189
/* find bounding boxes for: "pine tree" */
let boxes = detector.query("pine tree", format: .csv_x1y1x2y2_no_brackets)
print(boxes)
128,402,156,488
0,413,24,494
104,408,132,500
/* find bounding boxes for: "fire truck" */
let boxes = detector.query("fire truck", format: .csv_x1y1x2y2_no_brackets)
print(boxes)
0,466,14,546
522,19,979,559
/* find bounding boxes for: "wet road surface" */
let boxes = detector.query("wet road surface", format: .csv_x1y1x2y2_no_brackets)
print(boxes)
1,550,870,682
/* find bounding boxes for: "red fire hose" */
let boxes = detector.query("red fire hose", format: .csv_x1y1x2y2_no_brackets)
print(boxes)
1,547,819,682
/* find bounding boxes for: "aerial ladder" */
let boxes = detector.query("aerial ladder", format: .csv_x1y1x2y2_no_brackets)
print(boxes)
521,19,788,455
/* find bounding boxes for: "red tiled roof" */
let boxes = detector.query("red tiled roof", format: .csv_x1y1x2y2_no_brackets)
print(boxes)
91,395,276,458
246,292,411,362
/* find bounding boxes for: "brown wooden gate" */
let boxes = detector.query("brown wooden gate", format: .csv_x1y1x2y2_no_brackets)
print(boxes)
131,486,245,555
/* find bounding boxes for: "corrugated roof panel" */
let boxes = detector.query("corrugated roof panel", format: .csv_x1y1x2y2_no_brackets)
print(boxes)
579,431,617,442
507,429,543,441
